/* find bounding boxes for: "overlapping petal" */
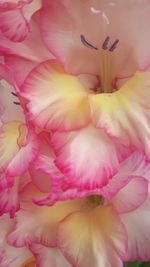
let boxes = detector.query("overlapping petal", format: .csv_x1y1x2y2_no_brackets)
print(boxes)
41,0,150,77
0,121,39,183
21,60,90,131
51,125,130,190
100,150,150,202
112,177,148,214
0,0,41,42
0,172,31,217
7,183,85,247
0,1,150,266
0,178,20,217
30,244,71,267
57,205,127,267
0,14,51,62
121,191,150,261
0,7,29,42
33,150,149,213
0,214,33,267
0,79,39,188
90,71,150,158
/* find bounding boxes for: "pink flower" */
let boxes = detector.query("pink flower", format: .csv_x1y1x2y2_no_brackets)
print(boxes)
0,151,148,267
0,71,39,215
0,1,150,267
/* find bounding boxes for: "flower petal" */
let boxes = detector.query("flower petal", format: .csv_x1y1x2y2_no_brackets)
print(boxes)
0,122,22,169
7,183,85,247
0,13,51,62
30,244,71,267
5,55,38,87
40,0,100,75
0,0,41,42
33,151,150,207
29,155,52,193
0,7,29,42
6,128,39,178
0,246,33,267
51,125,130,190
90,71,150,158
21,60,90,131
0,172,31,217
30,154,105,206
121,191,150,261
0,121,39,186
57,205,127,267
0,214,33,267
112,177,148,214
0,177,20,217
101,150,150,201
41,0,150,76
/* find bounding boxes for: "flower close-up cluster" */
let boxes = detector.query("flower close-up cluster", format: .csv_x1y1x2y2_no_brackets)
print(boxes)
1,1,150,267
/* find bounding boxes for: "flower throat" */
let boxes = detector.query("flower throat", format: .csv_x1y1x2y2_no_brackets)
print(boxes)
81,34,119,94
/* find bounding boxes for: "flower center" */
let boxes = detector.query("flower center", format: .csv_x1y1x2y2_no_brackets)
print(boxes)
81,5,120,94
87,195,104,207
81,34,119,94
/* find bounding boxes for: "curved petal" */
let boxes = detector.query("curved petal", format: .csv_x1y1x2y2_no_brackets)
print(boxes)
121,191,150,261
30,244,71,267
0,121,39,185
31,154,113,206
41,0,150,76
0,246,33,267
101,150,150,200
30,154,105,206
0,214,33,267
51,125,131,190
29,155,52,193
0,177,20,217
0,173,31,217
90,71,150,158
29,132,55,193
0,214,14,241
112,177,148,214
0,0,41,42
7,183,85,247
21,60,90,131
0,8,29,42
57,205,127,267
40,0,100,75
0,14,51,62
0,122,23,169
30,151,150,207
5,56,38,87
6,128,39,178
33,151,137,206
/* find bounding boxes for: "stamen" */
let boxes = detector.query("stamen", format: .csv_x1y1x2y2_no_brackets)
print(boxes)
109,39,119,51
102,12,110,25
13,101,20,105
102,36,110,50
11,91,17,97
90,7,101,14
80,34,98,50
